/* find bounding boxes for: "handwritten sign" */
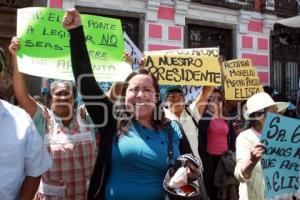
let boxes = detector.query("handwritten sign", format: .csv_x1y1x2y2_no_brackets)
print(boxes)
124,32,143,70
17,7,132,81
260,113,300,198
223,59,263,100
144,48,221,86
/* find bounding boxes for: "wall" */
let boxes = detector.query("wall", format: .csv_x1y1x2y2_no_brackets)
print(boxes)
48,0,278,85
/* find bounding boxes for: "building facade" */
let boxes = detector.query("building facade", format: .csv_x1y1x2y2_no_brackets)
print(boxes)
0,0,299,101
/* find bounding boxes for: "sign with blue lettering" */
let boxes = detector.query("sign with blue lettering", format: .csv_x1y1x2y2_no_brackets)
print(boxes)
260,113,300,198
223,58,263,100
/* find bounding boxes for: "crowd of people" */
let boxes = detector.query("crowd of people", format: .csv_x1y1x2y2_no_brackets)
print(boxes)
0,8,299,200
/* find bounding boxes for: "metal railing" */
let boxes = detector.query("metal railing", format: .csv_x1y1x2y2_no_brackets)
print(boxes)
260,0,299,17
191,0,255,10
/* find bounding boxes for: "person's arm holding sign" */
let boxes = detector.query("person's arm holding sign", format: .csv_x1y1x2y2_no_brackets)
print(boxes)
63,9,115,136
235,136,265,181
9,37,37,117
8,39,53,198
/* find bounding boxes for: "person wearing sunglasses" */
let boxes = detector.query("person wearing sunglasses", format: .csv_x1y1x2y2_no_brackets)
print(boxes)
198,88,237,199
234,92,289,200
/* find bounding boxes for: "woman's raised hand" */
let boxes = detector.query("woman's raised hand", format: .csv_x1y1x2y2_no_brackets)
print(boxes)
9,37,20,56
138,55,146,69
62,8,82,30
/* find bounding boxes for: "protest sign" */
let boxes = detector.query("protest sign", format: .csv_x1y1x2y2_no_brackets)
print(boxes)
260,113,300,199
17,7,132,81
124,32,143,70
223,58,263,100
144,48,221,86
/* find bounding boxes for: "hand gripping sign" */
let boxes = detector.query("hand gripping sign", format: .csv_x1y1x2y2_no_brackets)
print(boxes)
260,113,300,199
223,58,264,100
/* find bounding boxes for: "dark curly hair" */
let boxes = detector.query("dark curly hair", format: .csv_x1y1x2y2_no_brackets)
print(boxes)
114,68,169,136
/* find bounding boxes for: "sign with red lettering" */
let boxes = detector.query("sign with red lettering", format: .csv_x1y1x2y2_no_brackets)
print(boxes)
144,48,222,86
223,59,263,100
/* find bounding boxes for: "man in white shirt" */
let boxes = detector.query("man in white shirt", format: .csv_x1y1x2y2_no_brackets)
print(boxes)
0,99,52,200
164,85,213,159
297,87,300,118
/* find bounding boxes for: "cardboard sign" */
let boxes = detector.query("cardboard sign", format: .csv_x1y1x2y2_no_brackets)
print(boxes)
223,59,263,100
144,48,221,86
17,7,132,81
260,113,300,198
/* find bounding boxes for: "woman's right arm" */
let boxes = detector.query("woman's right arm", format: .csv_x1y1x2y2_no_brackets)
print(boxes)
63,9,115,131
9,37,37,118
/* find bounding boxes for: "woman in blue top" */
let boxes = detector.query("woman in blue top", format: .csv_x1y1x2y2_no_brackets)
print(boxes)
63,9,192,200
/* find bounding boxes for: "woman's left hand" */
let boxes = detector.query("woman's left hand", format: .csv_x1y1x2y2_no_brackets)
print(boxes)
250,143,265,164
62,8,82,30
